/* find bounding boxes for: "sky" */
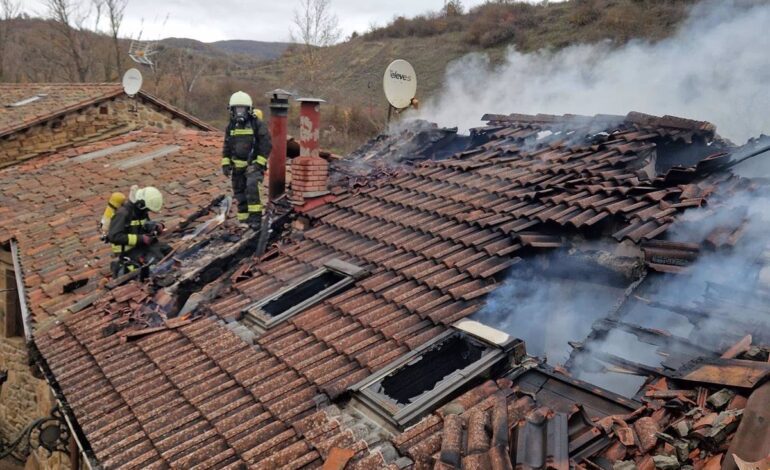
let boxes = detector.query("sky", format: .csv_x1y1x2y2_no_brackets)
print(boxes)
19,0,507,43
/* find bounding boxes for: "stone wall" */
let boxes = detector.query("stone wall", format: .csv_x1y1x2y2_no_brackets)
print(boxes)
0,94,200,168
0,253,68,469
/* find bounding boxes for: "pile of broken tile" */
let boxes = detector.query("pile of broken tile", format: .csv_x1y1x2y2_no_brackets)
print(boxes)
424,344,770,470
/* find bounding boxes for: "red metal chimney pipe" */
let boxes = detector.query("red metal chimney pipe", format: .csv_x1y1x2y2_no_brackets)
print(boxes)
297,97,325,158
267,89,291,199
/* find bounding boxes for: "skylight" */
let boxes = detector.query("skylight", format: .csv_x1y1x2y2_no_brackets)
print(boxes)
350,320,525,430
6,94,47,108
242,259,366,334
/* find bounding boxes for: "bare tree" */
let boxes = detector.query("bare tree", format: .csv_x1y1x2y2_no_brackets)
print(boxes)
173,50,206,108
291,0,341,85
0,0,20,81
104,0,127,77
45,0,101,81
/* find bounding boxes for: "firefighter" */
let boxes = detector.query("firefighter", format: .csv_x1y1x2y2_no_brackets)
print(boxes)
107,186,171,277
221,91,272,227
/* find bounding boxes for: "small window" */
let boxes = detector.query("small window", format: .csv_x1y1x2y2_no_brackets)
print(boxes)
3,267,22,338
99,106,109,115
242,259,366,333
350,320,525,430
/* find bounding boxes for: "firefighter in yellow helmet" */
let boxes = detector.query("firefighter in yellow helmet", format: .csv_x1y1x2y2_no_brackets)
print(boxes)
107,186,171,277
222,91,272,227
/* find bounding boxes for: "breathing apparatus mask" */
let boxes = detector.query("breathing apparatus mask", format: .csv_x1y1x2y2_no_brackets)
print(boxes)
231,105,250,125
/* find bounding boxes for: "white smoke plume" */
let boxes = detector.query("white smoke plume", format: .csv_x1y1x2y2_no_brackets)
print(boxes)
417,0,770,144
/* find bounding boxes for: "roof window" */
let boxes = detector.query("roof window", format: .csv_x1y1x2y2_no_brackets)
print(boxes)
6,94,47,108
242,259,366,333
350,320,525,430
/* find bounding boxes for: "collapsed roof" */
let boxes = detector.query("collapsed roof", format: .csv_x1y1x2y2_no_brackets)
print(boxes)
12,111,770,468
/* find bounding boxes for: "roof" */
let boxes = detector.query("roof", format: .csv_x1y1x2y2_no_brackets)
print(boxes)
0,83,217,137
0,128,228,323
32,112,751,468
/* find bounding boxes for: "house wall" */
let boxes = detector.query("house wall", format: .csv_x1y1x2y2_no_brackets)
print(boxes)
0,249,66,470
0,95,197,168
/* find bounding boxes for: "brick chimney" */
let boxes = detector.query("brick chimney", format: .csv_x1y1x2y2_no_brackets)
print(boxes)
290,98,329,206
266,89,291,199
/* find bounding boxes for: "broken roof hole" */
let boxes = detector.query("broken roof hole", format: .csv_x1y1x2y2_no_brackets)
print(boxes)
62,278,88,294
380,333,485,406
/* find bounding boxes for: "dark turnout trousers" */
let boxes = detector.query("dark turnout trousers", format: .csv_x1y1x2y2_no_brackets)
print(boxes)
232,166,263,223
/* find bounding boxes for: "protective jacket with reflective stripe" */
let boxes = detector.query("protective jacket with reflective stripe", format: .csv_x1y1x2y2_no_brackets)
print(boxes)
222,115,272,168
107,201,150,254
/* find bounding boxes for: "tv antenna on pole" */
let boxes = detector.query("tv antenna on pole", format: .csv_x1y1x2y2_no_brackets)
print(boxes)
128,14,169,70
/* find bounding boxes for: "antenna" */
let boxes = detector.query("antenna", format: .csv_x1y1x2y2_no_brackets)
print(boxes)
122,68,143,96
383,59,417,110
128,14,169,69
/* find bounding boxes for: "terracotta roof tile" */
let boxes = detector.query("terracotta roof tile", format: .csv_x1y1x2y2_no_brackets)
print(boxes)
0,83,215,138
0,129,228,323
31,111,740,469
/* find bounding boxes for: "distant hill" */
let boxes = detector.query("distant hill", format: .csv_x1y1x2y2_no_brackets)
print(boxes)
210,40,291,61
159,37,291,62
0,0,703,152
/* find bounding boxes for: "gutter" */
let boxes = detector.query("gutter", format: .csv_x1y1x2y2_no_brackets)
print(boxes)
8,239,98,468
30,342,99,470
9,239,32,342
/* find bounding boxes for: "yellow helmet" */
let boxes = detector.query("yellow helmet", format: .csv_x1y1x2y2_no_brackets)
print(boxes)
135,186,163,212
229,91,253,109
253,108,263,120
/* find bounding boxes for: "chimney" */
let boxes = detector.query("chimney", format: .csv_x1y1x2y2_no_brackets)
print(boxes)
266,89,291,199
290,98,329,206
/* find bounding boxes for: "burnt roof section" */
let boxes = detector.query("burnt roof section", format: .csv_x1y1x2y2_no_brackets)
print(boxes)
0,83,217,137
32,111,750,468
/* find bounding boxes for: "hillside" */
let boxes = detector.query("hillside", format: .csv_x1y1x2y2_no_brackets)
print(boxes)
211,40,291,60
0,0,701,151
160,38,291,61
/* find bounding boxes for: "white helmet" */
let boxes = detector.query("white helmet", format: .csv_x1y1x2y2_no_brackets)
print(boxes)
135,186,163,212
229,91,253,109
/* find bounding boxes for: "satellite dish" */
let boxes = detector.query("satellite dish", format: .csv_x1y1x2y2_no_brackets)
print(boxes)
383,59,417,109
122,68,143,97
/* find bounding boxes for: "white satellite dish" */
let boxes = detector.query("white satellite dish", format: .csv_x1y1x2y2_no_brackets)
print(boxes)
383,59,417,109
122,68,143,97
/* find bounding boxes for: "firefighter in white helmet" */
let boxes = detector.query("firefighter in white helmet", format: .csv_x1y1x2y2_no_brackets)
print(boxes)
107,186,171,277
222,91,272,227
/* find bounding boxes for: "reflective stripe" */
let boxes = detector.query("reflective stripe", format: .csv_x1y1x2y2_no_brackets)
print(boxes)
255,155,268,167
248,204,263,213
237,212,249,221
222,157,232,166
127,234,138,246
111,243,135,253
230,129,254,136
129,219,147,226
233,159,248,168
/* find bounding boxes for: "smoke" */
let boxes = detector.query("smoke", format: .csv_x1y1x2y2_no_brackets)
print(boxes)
417,0,770,144
574,185,770,395
473,248,630,365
